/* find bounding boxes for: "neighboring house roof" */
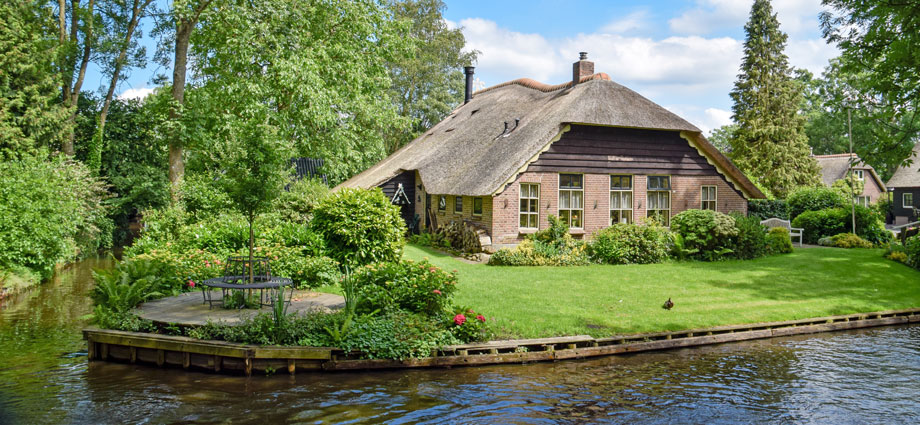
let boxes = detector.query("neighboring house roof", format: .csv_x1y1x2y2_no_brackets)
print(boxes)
337,72,764,199
813,153,886,191
886,143,920,188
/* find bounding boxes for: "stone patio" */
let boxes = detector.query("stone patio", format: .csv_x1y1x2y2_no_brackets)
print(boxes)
135,290,345,326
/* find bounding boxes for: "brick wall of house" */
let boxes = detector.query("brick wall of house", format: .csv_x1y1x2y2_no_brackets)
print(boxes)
861,174,885,203
490,172,748,248
431,194,493,233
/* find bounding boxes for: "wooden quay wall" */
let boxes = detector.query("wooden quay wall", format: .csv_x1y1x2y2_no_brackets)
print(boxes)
84,308,920,375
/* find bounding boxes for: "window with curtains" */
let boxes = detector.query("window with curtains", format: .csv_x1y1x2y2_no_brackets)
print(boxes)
647,176,671,226
558,174,583,228
519,183,539,228
610,175,632,224
455,196,463,213
701,185,717,210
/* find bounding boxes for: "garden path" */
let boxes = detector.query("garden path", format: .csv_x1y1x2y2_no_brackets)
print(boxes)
135,290,344,326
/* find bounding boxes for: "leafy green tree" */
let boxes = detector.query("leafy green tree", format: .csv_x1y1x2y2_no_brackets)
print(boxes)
0,1,70,159
385,0,477,153
52,0,100,155
821,1,920,170
707,124,737,153
190,0,411,185
729,0,820,198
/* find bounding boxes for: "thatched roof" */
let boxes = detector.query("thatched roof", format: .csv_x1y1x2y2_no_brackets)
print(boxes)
814,154,885,189
337,74,764,199
887,143,920,188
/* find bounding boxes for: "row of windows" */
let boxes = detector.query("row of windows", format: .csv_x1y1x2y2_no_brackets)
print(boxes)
437,195,483,216
520,174,718,229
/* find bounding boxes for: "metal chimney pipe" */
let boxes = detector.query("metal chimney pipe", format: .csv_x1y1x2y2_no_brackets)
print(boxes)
464,66,475,104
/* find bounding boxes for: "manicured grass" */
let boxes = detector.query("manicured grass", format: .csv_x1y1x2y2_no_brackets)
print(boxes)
403,244,920,339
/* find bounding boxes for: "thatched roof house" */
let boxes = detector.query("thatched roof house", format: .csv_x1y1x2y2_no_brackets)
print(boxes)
813,153,886,205
338,54,765,251
886,143,920,224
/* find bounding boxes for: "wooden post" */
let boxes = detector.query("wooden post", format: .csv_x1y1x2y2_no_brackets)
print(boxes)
130,347,137,363
156,349,165,366
245,358,253,376
100,343,109,360
183,352,190,369
87,340,96,360
213,355,222,372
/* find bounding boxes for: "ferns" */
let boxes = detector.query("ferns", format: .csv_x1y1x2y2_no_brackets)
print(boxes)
91,259,164,313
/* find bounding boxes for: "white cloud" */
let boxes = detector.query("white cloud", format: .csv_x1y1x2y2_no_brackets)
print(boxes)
118,87,154,101
599,10,649,35
669,0,829,37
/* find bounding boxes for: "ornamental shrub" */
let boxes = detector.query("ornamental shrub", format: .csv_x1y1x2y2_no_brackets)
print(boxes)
791,206,889,245
747,199,789,220
273,178,329,224
787,187,847,220
670,209,739,260
311,188,406,267
488,237,590,266
730,213,767,260
825,233,873,249
0,155,112,279
449,306,489,343
904,235,920,269
765,227,793,254
351,259,457,316
532,215,570,247
588,223,670,264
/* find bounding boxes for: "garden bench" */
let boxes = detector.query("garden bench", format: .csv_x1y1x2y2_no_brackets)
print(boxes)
201,276,293,309
760,218,803,247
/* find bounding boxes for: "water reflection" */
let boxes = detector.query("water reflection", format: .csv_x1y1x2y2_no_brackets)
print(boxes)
1,259,918,424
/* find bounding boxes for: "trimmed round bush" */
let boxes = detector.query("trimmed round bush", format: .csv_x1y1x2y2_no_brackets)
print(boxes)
351,259,457,316
589,223,670,265
825,233,873,249
787,187,847,220
766,227,793,254
671,209,739,260
791,206,889,245
488,238,590,266
311,188,406,267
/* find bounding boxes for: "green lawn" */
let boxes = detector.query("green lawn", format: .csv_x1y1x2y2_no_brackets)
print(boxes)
403,244,920,339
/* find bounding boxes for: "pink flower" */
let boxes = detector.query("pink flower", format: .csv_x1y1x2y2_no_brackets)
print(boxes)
432,289,442,295
188,279,196,288
429,267,437,272
467,309,474,314
476,314,486,322
453,314,466,326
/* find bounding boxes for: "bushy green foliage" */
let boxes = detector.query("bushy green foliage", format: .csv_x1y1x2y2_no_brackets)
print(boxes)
488,238,590,266
588,223,671,265
670,210,739,261
274,178,330,224
182,173,234,217
448,307,490,343
820,233,873,249
190,310,458,360
0,155,112,279
765,227,794,254
351,259,457,316
532,215,570,247
731,213,767,259
747,199,789,220
904,235,920,269
311,188,406,267
91,260,165,313
791,206,889,244
787,187,847,220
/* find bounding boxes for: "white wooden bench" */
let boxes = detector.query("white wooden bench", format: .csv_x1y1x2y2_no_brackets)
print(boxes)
760,218,803,247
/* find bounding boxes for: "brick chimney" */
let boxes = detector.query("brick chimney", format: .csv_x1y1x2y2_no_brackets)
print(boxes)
572,52,594,86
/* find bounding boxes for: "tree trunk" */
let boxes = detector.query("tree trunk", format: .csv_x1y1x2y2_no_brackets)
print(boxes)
92,0,150,168
248,212,255,284
59,0,95,156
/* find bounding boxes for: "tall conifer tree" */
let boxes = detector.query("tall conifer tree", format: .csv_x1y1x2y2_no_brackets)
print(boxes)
729,0,819,198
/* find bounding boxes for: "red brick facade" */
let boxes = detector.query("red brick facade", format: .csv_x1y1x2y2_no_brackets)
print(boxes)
489,172,748,249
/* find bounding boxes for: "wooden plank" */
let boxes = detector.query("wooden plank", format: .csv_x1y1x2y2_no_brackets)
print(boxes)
85,330,254,358
525,165,718,176
445,335,594,351
252,346,333,360
532,159,713,170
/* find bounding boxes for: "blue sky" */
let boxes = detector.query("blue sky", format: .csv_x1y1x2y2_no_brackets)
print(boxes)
100,0,839,134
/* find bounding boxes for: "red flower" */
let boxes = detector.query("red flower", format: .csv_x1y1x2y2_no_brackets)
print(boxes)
429,267,437,272
467,309,474,314
432,289,442,295
188,279,196,288
453,314,466,326
476,314,486,322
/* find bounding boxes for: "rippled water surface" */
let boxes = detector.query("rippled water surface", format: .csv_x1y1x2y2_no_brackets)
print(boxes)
1,259,918,424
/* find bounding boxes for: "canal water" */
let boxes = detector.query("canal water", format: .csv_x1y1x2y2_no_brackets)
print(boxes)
1,258,918,424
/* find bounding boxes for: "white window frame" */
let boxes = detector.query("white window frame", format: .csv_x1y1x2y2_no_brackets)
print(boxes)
701,185,717,210
853,169,865,181
856,195,870,207
558,174,584,228
454,196,463,214
473,197,483,216
519,183,540,229
647,175,671,226
905,193,914,208
610,175,633,225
